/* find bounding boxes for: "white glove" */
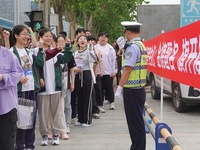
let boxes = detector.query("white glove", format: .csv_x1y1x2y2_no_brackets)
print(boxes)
116,36,126,50
0,74,3,81
115,86,123,97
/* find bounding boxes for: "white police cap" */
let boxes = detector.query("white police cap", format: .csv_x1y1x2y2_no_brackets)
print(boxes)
121,21,142,29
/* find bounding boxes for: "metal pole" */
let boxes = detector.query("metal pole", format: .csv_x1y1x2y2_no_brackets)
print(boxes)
143,116,155,139
160,30,165,122
160,77,163,121
44,0,50,28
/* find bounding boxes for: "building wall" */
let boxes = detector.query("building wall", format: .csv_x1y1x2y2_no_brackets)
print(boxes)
0,0,14,21
0,0,31,25
137,5,180,40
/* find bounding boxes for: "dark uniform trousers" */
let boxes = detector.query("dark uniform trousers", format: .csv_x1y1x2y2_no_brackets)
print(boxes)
123,87,146,150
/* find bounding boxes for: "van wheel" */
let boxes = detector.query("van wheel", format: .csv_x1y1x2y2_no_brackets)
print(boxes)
172,83,188,112
150,75,160,100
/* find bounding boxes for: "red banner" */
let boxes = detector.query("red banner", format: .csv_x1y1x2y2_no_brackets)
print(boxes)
144,21,200,89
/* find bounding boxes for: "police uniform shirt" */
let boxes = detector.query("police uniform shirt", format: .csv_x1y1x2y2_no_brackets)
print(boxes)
124,37,141,68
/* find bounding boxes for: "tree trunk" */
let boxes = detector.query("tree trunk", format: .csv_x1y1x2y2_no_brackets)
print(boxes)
83,12,88,29
38,0,44,11
69,20,77,40
87,15,93,32
65,2,77,40
63,0,79,40
92,21,100,38
52,0,64,34
57,12,63,33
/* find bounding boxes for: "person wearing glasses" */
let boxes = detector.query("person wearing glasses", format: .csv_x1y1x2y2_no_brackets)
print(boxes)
9,25,44,150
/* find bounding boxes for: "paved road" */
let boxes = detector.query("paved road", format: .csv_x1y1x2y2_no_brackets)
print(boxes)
34,87,200,150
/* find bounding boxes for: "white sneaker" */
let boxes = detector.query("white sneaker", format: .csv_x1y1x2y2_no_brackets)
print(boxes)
98,106,106,113
82,123,92,127
110,103,115,110
75,121,82,126
92,113,100,119
52,135,60,145
41,135,48,146
66,126,70,133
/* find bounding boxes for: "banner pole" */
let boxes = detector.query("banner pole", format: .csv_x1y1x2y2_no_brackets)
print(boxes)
160,30,165,122
160,77,163,121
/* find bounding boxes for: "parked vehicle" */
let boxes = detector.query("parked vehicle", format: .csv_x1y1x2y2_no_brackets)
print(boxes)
149,72,200,112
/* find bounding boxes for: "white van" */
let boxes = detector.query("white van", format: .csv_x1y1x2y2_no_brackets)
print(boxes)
149,72,200,112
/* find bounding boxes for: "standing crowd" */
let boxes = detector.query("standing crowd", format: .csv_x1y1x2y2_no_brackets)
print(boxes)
0,25,122,150
1,20,147,150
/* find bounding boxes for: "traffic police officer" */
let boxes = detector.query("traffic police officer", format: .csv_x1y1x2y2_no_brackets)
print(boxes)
115,21,147,150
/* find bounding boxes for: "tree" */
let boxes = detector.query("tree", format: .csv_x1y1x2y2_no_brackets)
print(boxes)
64,0,80,40
34,0,149,41
77,0,149,42
51,0,82,38
52,0,65,32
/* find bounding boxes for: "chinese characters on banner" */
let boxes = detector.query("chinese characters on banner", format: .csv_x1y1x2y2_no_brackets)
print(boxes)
144,20,200,89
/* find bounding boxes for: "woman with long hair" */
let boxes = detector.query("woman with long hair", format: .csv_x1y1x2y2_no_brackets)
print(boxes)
10,25,44,150
74,35,97,127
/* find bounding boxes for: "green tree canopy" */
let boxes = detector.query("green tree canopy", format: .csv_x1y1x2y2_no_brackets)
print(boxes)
77,0,149,42
35,0,149,42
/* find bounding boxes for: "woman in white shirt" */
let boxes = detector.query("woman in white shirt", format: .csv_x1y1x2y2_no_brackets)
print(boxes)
10,25,44,150
37,28,72,146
